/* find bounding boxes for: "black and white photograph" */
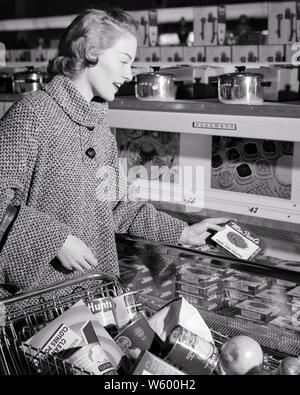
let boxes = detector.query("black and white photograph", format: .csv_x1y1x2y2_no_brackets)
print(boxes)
0,0,300,378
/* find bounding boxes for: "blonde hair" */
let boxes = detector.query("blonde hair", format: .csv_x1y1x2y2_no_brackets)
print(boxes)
48,7,137,78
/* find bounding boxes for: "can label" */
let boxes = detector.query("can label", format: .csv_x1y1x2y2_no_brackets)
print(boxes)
113,292,145,329
165,325,219,375
86,297,118,336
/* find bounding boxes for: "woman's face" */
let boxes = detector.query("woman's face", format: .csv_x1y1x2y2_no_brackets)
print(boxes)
86,33,137,102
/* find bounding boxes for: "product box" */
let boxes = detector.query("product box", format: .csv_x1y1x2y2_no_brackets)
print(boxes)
269,315,300,332
138,47,161,62
223,272,269,295
132,351,185,375
177,263,220,287
258,45,285,62
249,66,300,101
211,220,263,261
176,291,223,312
161,46,184,62
224,288,249,306
193,6,218,46
256,289,292,316
206,46,231,63
129,11,150,47
232,45,258,63
176,281,219,298
268,2,297,44
235,298,281,322
183,46,206,62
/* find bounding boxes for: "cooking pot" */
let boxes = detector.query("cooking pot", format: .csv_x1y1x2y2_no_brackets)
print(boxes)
217,66,271,105
135,70,177,101
13,66,43,94
0,72,14,93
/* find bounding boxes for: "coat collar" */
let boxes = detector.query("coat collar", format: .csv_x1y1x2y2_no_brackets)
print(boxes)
43,75,108,127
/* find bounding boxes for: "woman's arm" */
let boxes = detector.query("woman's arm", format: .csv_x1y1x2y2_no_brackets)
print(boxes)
0,101,71,291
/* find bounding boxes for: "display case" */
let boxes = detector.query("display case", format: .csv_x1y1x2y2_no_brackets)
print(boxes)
109,96,300,370
116,234,300,369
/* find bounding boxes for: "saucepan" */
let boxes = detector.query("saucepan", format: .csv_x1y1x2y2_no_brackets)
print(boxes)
135,69,178,101
216,66,271,105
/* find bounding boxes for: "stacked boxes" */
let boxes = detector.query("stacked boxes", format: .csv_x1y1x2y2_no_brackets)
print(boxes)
176,263,224,312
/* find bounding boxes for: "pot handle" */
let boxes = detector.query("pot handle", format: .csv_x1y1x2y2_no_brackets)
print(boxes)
235,66,246,73
209,76,218,86
260,81,272,87
151,66,161,72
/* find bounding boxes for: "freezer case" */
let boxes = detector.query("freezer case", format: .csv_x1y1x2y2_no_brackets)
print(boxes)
116,230,300,366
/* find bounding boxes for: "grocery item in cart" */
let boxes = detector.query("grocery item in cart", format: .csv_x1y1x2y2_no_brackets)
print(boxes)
113,291,145,330
22,300,125,372
162,325,219,375
132,350,185,375
114,314,162,359
63,343,118,375
86,297,118,337
148,297,213,344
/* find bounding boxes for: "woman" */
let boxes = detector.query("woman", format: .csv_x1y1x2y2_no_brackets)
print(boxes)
0,8,228,298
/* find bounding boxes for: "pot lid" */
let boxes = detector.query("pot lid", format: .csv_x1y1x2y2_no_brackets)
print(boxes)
14,66,42,80
220,65,263,79
137,71,176,78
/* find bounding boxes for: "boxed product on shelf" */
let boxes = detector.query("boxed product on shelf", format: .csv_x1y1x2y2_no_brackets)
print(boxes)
223,288,249,306
223,272,270,295
176,281,220,298
269,316,300,333
256,288,293,316
177,264,220,288
235,298,281,323
176,291,223,312
272,278,297,290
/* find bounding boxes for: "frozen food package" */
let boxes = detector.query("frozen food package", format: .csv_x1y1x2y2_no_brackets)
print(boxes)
211,220,264,261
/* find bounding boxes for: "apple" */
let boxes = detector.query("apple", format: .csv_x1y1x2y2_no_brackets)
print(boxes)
219,335,264,375
278,357,300,375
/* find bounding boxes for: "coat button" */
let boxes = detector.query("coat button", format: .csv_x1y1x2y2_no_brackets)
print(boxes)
87,126,95,131
86,147,96,159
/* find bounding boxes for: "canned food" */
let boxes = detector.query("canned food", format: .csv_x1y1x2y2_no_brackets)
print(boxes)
163,325,219,375
113,291,145,329
86,297,118,337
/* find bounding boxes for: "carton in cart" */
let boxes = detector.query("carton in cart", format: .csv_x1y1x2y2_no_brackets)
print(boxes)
132,351,185,375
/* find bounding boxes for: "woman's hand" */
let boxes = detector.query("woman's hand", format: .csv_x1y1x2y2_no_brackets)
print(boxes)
179,217,230,246
56,235,98,272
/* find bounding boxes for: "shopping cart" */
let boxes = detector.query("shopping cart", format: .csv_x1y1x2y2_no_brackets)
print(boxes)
0,272,282,375
0,272,130,375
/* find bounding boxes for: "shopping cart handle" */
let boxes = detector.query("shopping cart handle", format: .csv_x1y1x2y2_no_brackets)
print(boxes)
0,271,118,305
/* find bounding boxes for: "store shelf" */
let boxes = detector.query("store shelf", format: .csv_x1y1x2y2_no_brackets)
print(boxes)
108,96,300,142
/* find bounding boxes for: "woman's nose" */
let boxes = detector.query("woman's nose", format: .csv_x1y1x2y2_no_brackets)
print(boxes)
124,67,133,82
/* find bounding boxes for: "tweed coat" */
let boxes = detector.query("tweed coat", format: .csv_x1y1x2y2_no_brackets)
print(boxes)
0,75,187,298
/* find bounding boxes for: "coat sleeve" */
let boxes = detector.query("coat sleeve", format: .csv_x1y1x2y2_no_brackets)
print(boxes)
0,100,71,292
103,124,188,245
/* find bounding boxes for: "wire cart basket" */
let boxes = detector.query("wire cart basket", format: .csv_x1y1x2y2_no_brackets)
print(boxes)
0,272,286,375
0,272,130,375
